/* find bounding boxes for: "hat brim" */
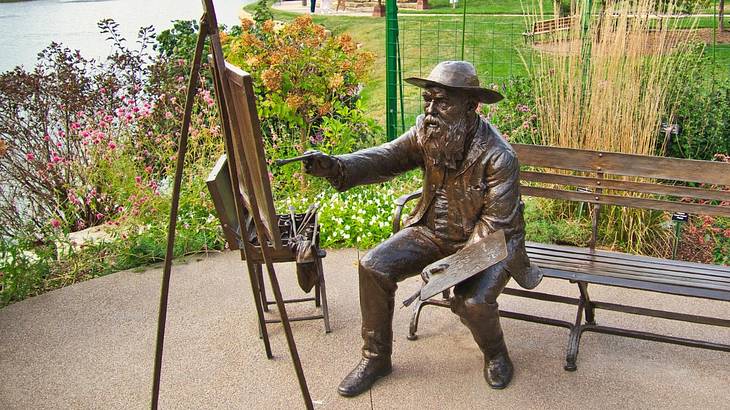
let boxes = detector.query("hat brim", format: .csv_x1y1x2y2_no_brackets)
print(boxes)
404,77,504,104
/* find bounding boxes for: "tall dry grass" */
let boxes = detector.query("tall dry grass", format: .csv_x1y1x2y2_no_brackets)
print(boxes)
524,0,701,254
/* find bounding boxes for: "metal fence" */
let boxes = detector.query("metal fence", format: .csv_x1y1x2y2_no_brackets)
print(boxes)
393,16,533,134
387,11,730,139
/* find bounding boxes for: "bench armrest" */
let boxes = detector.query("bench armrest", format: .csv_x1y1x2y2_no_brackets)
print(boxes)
392,189,423,233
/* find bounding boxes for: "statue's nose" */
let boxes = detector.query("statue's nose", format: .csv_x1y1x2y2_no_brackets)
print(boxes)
425,100,436,115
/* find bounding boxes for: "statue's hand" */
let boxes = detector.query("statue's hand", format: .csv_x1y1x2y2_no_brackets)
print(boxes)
421,263,448,283
302,150,339,178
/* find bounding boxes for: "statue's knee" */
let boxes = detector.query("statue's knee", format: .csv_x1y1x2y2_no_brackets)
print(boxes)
359,251,393,283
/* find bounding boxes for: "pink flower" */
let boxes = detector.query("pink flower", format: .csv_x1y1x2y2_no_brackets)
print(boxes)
95,212,104,220
135,176,142,184
26,152,35,161
100,87,107,94
108,141,117,150
104,115,114,122
144,166,152,174
43,135,50,142
165,111,174,119
724,229,730,239
50,219,61,229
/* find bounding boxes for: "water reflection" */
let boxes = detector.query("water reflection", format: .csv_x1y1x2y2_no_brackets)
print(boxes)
0,0,251,71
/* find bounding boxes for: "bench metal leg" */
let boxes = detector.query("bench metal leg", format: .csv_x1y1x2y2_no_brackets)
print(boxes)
408,292,452,341
578,282,596,325
565,288,587,371
407,297,426,341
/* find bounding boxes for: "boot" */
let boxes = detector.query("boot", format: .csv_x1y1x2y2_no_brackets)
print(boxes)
337,356,392,397
454,299,514,389
337,258,397,397
483,341,513,389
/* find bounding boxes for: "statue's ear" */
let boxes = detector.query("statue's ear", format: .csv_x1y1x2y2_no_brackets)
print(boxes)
467,99,479,112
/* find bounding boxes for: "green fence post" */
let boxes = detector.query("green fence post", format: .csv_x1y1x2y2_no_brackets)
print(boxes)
386,0,399,140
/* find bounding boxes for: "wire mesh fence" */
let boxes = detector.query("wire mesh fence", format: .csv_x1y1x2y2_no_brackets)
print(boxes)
392,13,730,135
394,16,534,133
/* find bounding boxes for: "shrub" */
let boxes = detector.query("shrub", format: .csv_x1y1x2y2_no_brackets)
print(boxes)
223,15,376,160
665,48,730,160
0,237,54,306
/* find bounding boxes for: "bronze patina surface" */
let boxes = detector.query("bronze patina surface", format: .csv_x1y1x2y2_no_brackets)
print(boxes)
304,60,542,396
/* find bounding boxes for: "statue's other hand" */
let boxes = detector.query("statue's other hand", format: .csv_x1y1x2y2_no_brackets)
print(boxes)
303,150,339,178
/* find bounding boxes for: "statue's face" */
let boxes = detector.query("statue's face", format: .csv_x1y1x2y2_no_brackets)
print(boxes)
418,86,475,169
422,86,472,127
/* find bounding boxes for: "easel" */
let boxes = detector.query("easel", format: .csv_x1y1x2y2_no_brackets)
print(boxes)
150,1,313,409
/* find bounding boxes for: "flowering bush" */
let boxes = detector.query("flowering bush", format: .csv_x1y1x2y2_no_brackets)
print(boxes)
483,77,539,145
0,31,151,238
224,15,376,158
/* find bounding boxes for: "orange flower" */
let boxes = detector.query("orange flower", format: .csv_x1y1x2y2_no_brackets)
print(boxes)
261,69,282,91
245,55,260,68
337,33,356,53
328,73,344,90
318,102,332,116
240,18,254,31
286,95,305,111
262,19,275,34
240,32,264,49
219,31,229,43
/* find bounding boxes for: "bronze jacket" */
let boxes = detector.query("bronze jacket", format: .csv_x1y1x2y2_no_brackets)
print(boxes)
331,115,542,289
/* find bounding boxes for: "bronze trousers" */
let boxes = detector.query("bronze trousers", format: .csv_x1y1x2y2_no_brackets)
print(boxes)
358,225,511,359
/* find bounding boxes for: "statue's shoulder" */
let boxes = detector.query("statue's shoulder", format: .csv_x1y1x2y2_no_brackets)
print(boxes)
476,118,514,155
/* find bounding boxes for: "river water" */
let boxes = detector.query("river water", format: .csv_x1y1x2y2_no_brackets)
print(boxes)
0,0,253,72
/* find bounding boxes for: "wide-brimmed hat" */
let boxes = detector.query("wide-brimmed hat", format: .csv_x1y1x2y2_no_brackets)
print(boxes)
404,61,503,104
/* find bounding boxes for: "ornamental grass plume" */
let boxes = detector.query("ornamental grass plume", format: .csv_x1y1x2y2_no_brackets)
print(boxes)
525,0,701,254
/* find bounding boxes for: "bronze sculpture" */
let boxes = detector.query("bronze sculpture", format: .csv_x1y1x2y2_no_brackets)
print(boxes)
304,61,542,396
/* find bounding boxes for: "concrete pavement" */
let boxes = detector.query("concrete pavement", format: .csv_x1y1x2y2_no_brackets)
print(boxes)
1,248,729,409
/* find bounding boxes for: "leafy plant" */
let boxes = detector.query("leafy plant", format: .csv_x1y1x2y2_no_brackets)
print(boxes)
224,15,376,166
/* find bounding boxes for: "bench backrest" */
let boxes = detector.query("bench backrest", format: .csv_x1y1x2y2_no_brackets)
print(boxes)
532,16,575,33
513,144,730,247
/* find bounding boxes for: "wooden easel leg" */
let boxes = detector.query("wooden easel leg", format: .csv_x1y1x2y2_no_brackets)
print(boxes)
254,263,270,312
151,16,209,410
317,256,332,333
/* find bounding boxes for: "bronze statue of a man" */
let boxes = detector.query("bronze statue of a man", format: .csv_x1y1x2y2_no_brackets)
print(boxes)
304,61,542,396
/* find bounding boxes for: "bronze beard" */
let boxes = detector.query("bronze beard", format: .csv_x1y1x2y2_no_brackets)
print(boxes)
417,115,470,170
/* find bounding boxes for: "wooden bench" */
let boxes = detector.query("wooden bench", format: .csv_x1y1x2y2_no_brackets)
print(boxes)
396,144,730,371
523,16,575,42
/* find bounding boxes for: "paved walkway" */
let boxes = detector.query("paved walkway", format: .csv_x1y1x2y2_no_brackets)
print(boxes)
1,249,729,409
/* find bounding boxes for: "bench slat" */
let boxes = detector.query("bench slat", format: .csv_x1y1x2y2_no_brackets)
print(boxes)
526,242,730,274
527,247,730,282
522,186,730,217
514,144,730,186
529,255,730,289
521,171,730,202
535,260,730,294
540,267,730,302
